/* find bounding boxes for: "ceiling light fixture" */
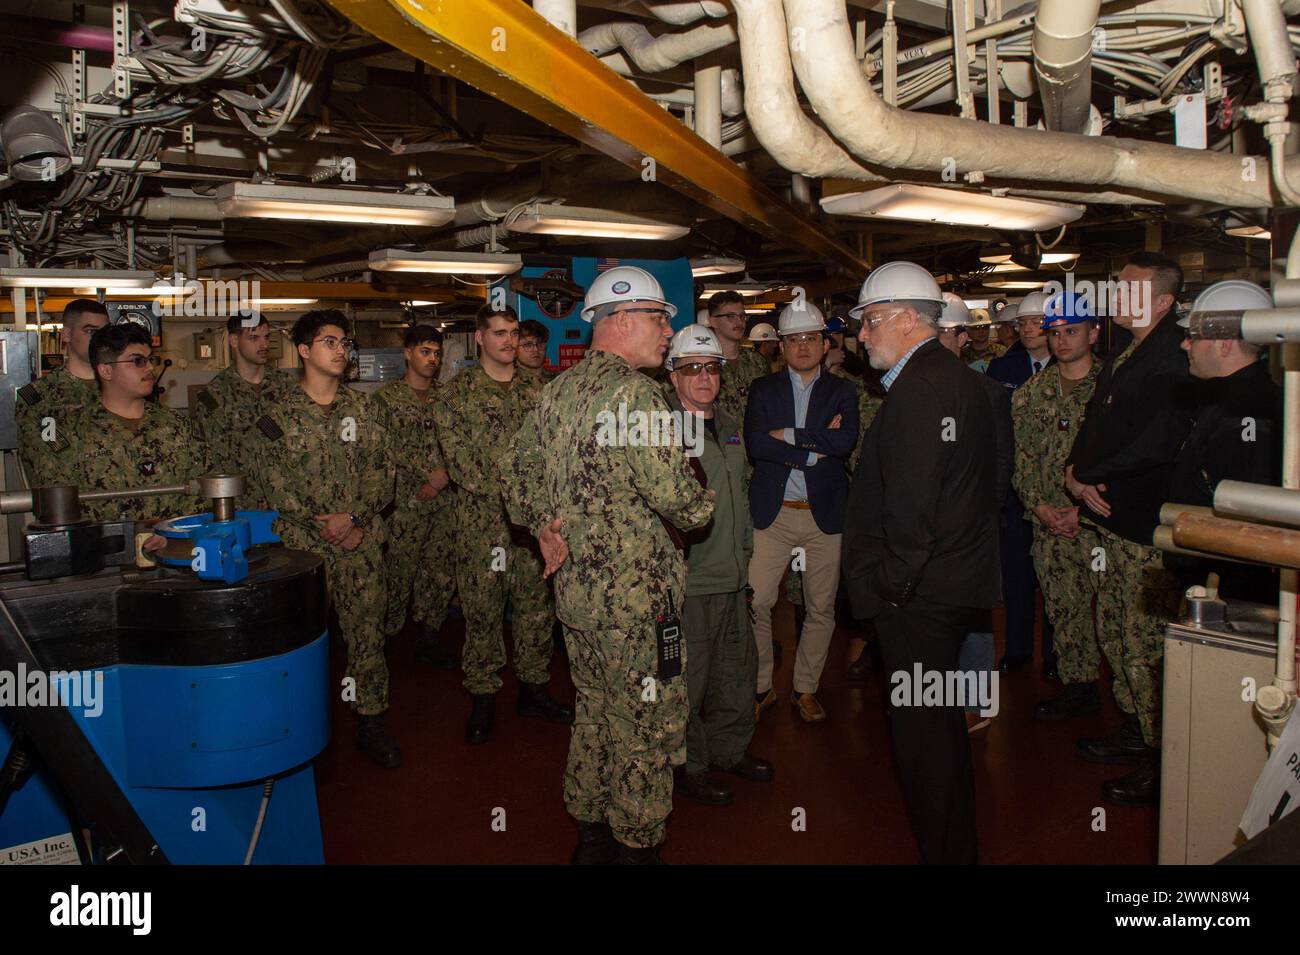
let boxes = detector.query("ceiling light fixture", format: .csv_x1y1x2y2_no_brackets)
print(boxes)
100,280,199,298
239,297,319,310
690,256,747,277
0,268,155,290
821,184,1084,231
508,203,690,240
369,249,523,275
981,279,1051,290
1225,224,1271,240
980,248,1080,266
703,283,771,298
215,182,456,227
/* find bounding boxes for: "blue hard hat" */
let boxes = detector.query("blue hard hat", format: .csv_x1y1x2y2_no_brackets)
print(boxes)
824,316,847,335
1041,290,1095,328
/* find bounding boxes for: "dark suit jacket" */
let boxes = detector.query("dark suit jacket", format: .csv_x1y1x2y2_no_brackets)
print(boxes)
987,342,1052,391
1066,314,1195,543
745,367,860,534
842,339,1001,618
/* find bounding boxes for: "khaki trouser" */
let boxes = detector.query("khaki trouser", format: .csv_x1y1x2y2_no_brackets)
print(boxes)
748,506,842,695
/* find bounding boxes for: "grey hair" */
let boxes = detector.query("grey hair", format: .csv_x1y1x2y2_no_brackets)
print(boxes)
899,299,943,327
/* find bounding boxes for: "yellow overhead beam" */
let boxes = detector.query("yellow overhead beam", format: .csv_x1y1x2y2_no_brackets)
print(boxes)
325,0,868,275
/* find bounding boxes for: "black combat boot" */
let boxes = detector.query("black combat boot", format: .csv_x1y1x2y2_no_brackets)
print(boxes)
356,715,401,769
1102,748,1161,807
413,624,456,668
676,771,733,807
516,682,575,724
465,693,496,745
1075,715,1148,763
1034,682,1101,721
617,842,667,865
571,820,618,865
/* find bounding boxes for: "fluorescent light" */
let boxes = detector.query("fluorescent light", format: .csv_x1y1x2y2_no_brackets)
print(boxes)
240,298,319,310
403,300,439,307
101,280,198,298
0,268,155,290
703,284,770,298
979,247,1080,266
509,203,690,240
691,256,746,277
981,279,1049,290
370,249,523,275
215,182,456,227
821,184,1084,231
1226,224,1271,240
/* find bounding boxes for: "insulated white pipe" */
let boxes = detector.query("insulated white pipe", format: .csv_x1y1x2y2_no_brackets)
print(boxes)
533,0,577,36
781,0,1298,208
581,19,737,71
694,60,723,146
1243,0,1297,96
731,0,1160,205
1032,0,1102,133
636,1,730,24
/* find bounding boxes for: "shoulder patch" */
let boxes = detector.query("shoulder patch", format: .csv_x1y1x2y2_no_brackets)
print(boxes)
196,390,218,412
17,383,39,406
255,415,284,440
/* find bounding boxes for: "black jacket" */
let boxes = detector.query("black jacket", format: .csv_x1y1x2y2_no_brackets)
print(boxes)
842,339,1001,618
1166,360,1282,602
1066,314,1195,543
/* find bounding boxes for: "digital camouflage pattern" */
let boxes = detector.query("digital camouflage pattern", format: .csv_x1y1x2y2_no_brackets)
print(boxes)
962,340,1006,374
434,365,553,695
372,378,456,638
1088,527,1181,747
717,347,770,431
848,384,885,474
503,347,714,848
15,367,98,488
191,365,298,497
70,401,209,522
246,383,394,716
1012,363,1102,684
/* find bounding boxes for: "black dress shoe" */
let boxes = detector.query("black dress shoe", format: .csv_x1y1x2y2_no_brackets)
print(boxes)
414,625,457,669
465,693,496,745
356,715,401,769
712,752,774,783
847,645,873,682
571,820,618,865
1034,682,1101,721
998,655,1031,673
1102,748,1160,807
677,771,733,807
1076,715,1147,764
516,682,575,724
617,842,667,865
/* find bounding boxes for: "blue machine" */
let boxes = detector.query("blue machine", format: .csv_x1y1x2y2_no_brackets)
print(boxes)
0,508,330,865
504,256,695,371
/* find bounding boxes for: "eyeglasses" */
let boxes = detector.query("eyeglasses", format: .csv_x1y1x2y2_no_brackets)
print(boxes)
517,340,543,351
711,310,745,321
312,336,355,351
862,309,904,330
105,354,161,369
675,361,722,377
783,333,823,346
618,307,672,324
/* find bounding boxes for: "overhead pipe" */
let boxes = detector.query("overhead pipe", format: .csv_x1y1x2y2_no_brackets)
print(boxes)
1031,0,1102,134
780,0,1299,208
1169,512,1300,572
1215,481,1300,531
124,196,225,222
634,1,730,24
636,68,744,116
694,59,723,146
730,0,1162,206
532,0,577,36
581,19,738,72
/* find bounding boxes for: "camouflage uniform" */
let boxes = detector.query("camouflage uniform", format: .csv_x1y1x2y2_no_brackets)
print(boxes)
372,379,457,638
961,341,1007,374
849,385,885,475
717,347,770,430
246,384,394,717
69,401,209,522
504,348,715,849
1012,363,1101,685
434,366,553,695
15,368,98,488
191,365,297,500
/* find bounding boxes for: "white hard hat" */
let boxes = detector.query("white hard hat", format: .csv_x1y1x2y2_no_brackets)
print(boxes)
997,300,1020,324
966,307,992,326
1017,290,1051,317
1179,280,1273,327
581,265,678,322
777,300,826,336
665,323,726,370
848,261,944,317
938,292,970,329
696,307,710,327
748,322,778,342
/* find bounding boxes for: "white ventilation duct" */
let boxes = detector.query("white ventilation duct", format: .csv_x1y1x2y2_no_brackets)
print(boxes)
581,19,738,72
1031,0,1102,134
633,1,730,24
780,0,1297,207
